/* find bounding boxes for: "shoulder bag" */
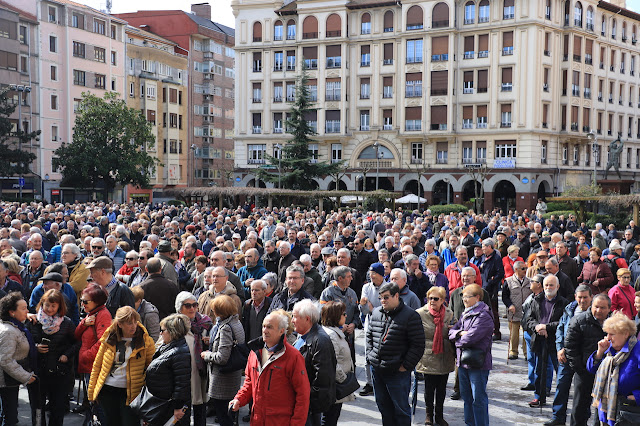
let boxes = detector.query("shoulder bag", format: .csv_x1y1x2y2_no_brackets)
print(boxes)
218,326,250,374
129,385,173,425
335,371,360,400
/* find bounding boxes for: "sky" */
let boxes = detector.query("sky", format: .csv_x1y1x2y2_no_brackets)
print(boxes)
79,0,640,31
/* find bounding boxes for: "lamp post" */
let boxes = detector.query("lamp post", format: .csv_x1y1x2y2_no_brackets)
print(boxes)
443,177,451,205
373,141,380,191
10,85,31,201
274,143,282,189
41,173,49,201
587,131,598,185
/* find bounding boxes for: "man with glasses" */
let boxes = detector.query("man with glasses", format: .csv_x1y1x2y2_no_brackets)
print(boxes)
366,282,424,426
87,256,134,317
268,265,314,313
544,258,574,300
502,261,532,360
128,249,152,287
237,248,267,299
90,237,107,259
241,279,272,342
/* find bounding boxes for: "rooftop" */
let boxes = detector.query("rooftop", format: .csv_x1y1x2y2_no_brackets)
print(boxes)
0,0,37,23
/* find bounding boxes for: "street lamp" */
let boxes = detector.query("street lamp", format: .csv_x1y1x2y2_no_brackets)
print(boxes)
190,144,196,187
587,131,598,185
10,84,31,201
274,144,282,189
373,142,380,191
443,177,451,205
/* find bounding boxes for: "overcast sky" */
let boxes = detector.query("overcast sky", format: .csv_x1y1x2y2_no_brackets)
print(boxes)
80,0,640,30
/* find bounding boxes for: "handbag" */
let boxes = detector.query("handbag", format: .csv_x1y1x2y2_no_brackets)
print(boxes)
218,326,250,374
335,371,360,400
129,386,173,425
616,397,640,426
460,347,486,369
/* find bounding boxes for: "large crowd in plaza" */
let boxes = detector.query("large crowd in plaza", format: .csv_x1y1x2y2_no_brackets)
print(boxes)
1,199,640,426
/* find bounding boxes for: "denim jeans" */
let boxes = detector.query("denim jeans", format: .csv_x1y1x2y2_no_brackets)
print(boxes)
524,331,554,390
371,367,412,426
458,367,489,426
551,361,574,422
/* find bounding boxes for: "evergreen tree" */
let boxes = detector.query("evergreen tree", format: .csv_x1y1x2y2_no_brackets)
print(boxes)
258,64,344,190
0,89,39,178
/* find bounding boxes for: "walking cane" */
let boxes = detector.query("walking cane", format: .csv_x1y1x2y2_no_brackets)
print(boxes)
539,336,548,411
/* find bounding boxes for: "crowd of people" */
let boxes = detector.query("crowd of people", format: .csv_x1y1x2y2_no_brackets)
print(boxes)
1,200,640,425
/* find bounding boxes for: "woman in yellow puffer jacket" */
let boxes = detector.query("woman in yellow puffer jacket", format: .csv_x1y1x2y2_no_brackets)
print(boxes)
88,306,155,426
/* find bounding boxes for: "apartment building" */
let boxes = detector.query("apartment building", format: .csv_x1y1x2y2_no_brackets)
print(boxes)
124,25,189,202
115,4,236,188
232,0,640,212
0,1,40,199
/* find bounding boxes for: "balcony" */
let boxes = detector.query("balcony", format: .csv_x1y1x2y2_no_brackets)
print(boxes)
431,89,447,96
326,57,342,68
358,160,393,168
574,19,582,27
464,18,474,25
273,63,283,71
325,94,340,101
253,36,262,42
411,158,423,164
361,59,371,67
384,26,393,33
584,89,591,98
431,54,448,62
326,31,341,38
407,56,423,64
463,88,474,94
598,94,603,101
304,59,318,69
501,83,513,92
464,51,475,59
544,50,551,56
478,50,489,58
502,47,513,56
599,63,604,69
274,96,283,103
360,125,370,131
543,83,549,92
500,122,511,128
587,23,594,31
383,59,393,65
253,61,262,72
542,122,548,128
252,96,261,103
477,121,487,129
286,95,295,102
477,88,488,93
430,124,447,131
383,87,393,98
462,121,473,129
571,123,578,131
407,24,424,30
432,20,449,28
273,127,283,134
462,158,475,164
406,87,422,98
302,32,318,39
633,37,638,45
252,126,262,134
248,158,265,165
573,54,581,62
585,56,592,65
360,92,370,99
572,88,580,97
479,16,489,23
405,121,422,131
383,124,393,130
325,121,340,133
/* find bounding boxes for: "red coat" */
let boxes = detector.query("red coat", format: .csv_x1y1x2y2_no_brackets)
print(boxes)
445,262,482,293
577,260,614,294
74,305,112,373
235,340,310,426
503,256,524,279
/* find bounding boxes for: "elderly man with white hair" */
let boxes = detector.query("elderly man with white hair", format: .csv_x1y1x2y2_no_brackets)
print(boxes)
20,233,47,266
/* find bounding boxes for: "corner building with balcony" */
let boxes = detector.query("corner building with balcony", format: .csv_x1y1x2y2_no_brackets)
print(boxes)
232,0,640,212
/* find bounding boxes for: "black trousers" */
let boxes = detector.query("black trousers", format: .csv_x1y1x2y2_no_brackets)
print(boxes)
0,386,19,426
491,295,500,335
31,374,67,426
424,373,449,410
98,385,139,426
321,403,343,426
571,370,595,426
211,398,234,426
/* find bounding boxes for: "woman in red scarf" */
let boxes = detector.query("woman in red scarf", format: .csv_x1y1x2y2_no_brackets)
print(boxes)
416,286,455,426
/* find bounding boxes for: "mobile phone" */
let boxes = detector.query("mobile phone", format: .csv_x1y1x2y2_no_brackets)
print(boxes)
41,338,51,346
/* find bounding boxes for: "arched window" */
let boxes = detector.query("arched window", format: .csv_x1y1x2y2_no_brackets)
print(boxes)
273,20,283,41
302,16,318,39
464,1,475,24
325,13,341,37
563,0,570,25
612,19,617,39
479,0,490,23
406,5,423,30
432,2,449,28
383,10,394,32
252,21,262,42
361,13,371,34
286,19,296,40
586,6,594,30
574,2,582,27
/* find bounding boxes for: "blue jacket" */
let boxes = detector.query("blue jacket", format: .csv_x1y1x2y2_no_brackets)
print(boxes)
442,247,457,268
29,282,80,325
47,245,62,264
556,300,579,352
587,339,640,425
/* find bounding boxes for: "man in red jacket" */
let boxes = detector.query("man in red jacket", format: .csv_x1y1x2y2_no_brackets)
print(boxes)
230,311,310,425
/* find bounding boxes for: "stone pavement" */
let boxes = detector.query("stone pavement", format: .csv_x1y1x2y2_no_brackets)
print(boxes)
16,301,586,425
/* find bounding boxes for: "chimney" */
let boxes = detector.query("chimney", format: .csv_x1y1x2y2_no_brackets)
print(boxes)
191,3,211,21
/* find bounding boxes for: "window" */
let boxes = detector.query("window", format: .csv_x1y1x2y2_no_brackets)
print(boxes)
252,113,262,134
430,70,448,96
465,2,475,24
541,141,547,163
287,20,296,40
274,52,283,71
50,65,57,81
495,141,517,158
562,144,569,164
146,85,156,99
111,51,117,66
477,105,488,128
19,25,27,44
478,69,488,93
431,106,447,130
252,83,262,103
361,45,371,67
502,31,513,55
383,76,393,98
73,41,85,58
302,46,317,69
286,50,295,70
129,82,135,97
273,82,283,102
406,5,423,30
326,45,341,68
432,2,449,28
94,47,105,63
462,106,473,128
73,98,82,113
477,142,487,162
48,6,57,23
411,143,423,163
73,70,86,86
405,107,422,131
500,104,512,127
463,143,473,162
383,109,393,130
384,10,394,32
479,0,490,23
94,19,105,35
20,56,28,74
331,144,342,163
72,13,83,28
432,36,448,61
383,43,393,65
252,21,262,42
574,2,583,27
326,110,341,133
273,113,283,133
501,68,512,92
49,36,57,53
586,6,594,30
406,73,422,97
360,78,370,99
436,142,448,163
464,36,475,59
169,113,177,128
0,20,14,39
50,95,58,110
326,14,341,38
503,0,514,19
360,110,370,131
407,39,423,63
309,144,319,162
274,21,283,41
146,109,156,125
248,144,266,164
545,0,551,20
361,13,371,34
302,16,318,39
95,74,105,89
110,25,116,40
51,125,58,142
307,80,317,101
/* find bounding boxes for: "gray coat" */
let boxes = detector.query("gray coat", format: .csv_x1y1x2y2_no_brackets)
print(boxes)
415,306,455,375
0,321,33,387
203,314,245,400
322,325,355,403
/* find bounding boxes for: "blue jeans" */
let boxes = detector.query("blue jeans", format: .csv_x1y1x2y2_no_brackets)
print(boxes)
458,367,489,426
524,331,553,390
551,361,574,422
371,367,412,426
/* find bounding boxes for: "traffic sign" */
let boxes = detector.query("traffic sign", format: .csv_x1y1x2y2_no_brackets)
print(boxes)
18,177,24,187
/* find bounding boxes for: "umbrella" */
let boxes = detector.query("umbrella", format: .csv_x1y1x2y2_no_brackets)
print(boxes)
396,194,428,204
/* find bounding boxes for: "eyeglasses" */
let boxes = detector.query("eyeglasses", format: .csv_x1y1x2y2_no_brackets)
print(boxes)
126,258,137,261
620,275,632,280
138,257,146,260
160,328,166,333
378,295,393,301
462,295,477,300
519,267,527,270
91,246,103,249
182,302,198,309
428,297,441,301
80,299,92,305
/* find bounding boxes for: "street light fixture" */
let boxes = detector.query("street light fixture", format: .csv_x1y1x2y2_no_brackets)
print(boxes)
274,144,282,189
587,131,598,185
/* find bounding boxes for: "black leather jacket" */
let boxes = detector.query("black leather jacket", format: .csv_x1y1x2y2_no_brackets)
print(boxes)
526,293,569,352
564,309,607,374
298,323,337,413
145,337,191,409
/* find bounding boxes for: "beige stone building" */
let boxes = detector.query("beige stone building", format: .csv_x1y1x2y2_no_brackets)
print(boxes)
124,25,189,202
232,0,640,212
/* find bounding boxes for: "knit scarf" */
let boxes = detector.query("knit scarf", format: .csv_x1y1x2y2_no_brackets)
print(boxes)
7,318,38,373
426,269,437,285
429,304,445,354
36,307,64,335
191,312,213,374
591,335,637,422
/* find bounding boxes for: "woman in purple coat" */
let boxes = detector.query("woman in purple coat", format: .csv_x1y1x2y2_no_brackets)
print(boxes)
448,284,493,426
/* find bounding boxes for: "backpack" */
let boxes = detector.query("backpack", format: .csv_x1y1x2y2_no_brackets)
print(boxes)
603,254,621,277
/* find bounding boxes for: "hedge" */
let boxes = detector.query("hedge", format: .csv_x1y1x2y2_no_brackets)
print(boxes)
426,204,468,216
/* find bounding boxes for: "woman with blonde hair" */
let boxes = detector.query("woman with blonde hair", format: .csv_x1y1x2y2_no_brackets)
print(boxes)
88,306,156,426
608,268,637,319
587,312,640,425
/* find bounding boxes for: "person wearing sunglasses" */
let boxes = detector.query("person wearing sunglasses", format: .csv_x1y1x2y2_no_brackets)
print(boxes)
416,286,455,426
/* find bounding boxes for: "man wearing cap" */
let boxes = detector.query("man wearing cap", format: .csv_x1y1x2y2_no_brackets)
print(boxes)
28,272,80,325
155,240,179,286
358,262,386,396
514,229,531,258
87,256,135,317
495,231,509,258
604,241,629,278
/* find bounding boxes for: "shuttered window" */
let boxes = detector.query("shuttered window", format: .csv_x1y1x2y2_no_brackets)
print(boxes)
478,69,488,92
384,10,394,31
432,2,449,27
464,36,474,52
302,16,318,39
432,36,448,55
583,108,590,127
463,106,473,119
326,13,341,37
573,35,582,58
503,31,513,47
405,107,421,119
406,5,423,30
431,71,448,95
303,46,317,59
431,106,447,125
479,34,488,51
252,22,262,41
326,45,341,56
502,67,512,83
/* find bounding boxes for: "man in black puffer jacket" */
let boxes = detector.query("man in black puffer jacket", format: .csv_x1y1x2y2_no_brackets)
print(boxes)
563,293,611,426
366,282,425,426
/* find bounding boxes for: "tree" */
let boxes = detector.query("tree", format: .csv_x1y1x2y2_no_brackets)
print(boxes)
257,64,345,190
0,89,39,178
465,164,492,214
53,92,159,198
